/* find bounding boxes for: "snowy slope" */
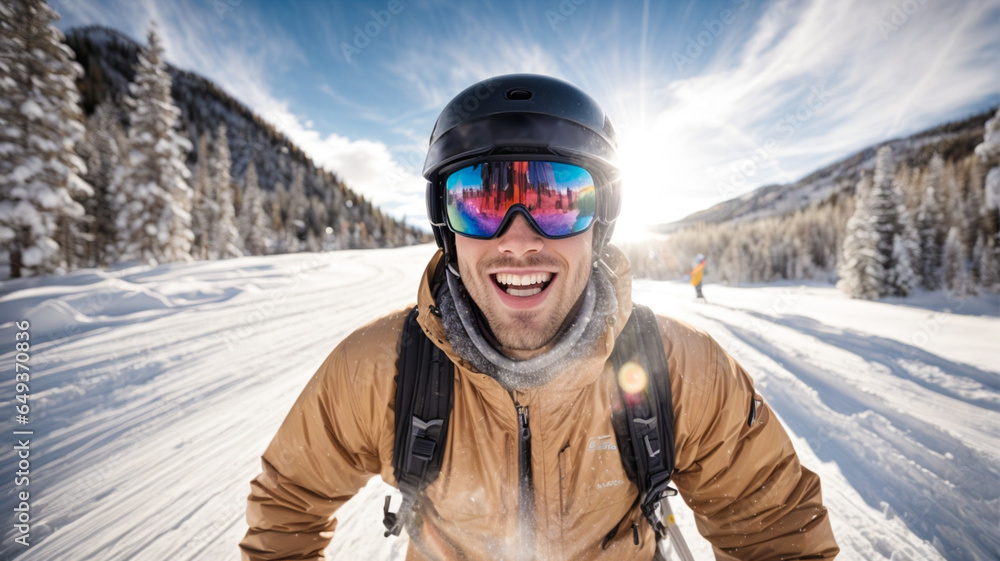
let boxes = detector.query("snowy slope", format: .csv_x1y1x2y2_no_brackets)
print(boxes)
1,245,997,560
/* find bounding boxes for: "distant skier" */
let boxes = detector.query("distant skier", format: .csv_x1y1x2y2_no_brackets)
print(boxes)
691,253,707,300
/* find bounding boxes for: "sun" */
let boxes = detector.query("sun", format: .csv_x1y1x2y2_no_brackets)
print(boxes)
613,127,669,242
611,121,714,243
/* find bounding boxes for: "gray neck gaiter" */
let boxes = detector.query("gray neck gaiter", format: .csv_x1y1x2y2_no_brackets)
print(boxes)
436,262,619,391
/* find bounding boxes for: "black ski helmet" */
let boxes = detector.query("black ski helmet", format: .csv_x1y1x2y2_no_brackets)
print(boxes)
423,74,622,266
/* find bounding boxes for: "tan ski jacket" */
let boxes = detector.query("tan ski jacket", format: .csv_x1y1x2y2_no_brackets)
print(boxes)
240,248,838,560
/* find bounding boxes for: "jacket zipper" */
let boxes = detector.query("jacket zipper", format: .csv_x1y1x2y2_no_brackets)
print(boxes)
515,401,535,559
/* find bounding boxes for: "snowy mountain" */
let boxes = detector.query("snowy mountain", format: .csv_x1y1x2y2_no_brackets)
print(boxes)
66,25,316,198
0,245,997,559
62,25,424,246
659,109,996,232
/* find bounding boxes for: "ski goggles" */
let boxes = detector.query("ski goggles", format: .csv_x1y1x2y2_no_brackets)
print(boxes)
443,160,598,239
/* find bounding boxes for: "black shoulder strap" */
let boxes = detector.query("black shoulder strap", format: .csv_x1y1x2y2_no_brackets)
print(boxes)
383,306,454,537
609,304,677,539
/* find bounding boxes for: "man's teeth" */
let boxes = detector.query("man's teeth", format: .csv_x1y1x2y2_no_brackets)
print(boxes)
507,286,542,297
495,272,552,297
495,272,553,287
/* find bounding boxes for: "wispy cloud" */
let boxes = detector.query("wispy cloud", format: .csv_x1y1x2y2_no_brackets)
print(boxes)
326,0,1000,227
377,3,563,110
55,0,1000,229
605,0,1000,225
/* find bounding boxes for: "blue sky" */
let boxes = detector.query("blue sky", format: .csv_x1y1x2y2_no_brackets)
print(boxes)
53,0,1000,235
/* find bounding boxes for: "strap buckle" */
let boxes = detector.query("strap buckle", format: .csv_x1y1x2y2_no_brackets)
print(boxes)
641,487,678,540
383,494,414,537
405,417,444,473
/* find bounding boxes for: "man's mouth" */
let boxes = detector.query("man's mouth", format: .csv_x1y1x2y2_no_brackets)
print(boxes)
491,272,554,297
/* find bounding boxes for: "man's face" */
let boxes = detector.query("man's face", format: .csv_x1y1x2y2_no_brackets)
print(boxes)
455,213,593,356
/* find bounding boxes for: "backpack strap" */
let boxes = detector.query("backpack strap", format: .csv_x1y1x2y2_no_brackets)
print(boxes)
383,306,454,537
384,303,677,543
610,304,677,540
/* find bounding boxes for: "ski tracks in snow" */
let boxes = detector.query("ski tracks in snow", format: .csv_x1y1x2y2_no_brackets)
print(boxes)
1,252,997,561
634,281,999,561
0,247,434,560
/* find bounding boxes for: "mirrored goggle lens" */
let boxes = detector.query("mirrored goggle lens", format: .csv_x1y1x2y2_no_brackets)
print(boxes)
444,161,597,238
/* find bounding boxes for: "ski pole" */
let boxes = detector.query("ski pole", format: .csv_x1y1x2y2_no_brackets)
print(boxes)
657,498,695,561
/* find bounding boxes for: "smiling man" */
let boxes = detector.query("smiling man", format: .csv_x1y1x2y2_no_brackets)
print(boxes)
456,211,589,350
240,74,839,560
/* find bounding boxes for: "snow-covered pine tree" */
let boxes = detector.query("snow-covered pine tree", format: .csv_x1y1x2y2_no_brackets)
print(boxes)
916,155,948,290
986,171,1000,235
975,106,1000,229
305,228,320,252
269,180,284,232
889,231,917,295
0,0,93,278
791,217,817,279
114,24,193,265
980,241,999,291
239,160,269,255
961,164,984,249
79,99,125,267
370,208,385,248
888,193,920,297
190,132,216,260
209,123,242,259
285,164,307,252
307,194,327,245
943,226,975,296
838,172,884,299
269,180,288,254
347,213,360,251
972,233,986,283
870,146,916,296
327,182,344,234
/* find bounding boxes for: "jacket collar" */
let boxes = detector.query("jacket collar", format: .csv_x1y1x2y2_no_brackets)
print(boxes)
415,245,634,393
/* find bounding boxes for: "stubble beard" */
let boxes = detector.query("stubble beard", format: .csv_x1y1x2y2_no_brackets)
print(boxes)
464,256,592,352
